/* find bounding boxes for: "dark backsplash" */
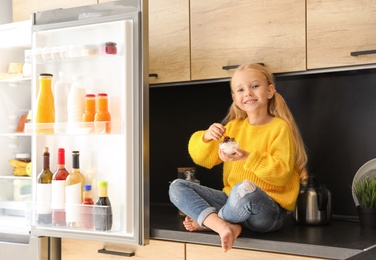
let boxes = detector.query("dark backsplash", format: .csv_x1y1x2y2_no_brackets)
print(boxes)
149,68,376,216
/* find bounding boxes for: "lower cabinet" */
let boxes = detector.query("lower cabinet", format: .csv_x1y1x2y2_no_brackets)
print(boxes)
62,238,328,259
62,239,185,260
186,243,328,260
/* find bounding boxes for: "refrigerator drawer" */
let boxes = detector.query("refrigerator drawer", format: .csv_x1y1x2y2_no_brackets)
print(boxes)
0,236,48,260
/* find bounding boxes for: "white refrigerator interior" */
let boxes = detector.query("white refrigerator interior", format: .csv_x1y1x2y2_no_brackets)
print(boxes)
0,20,51,259
29,1,148,245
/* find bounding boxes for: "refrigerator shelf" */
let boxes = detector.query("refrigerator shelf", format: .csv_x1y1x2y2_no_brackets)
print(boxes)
24,121,121,135
0,77,31,85
0,175,31,180
34,44,123,64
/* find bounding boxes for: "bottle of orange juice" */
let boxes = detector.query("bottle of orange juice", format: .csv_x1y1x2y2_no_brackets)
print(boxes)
82,94,96,122
94,93,111,134
35,73,55,133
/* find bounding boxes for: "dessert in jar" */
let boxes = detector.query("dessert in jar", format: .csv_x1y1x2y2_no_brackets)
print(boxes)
219,136,238,155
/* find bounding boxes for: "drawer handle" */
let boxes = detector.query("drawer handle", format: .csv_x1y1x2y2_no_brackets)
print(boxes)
149,73,158,78
222,63,265,70
98,248,135,257
351,49,376,56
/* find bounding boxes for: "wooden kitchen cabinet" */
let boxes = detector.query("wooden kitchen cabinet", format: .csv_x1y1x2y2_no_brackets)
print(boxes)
307,0,376,69
148,0,190,84
186,243,328,260
190,0,306,81
97,0,191,84
12,0,96,22
62,238,185,260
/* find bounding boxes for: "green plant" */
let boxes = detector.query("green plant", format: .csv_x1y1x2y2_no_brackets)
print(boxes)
353,176,376,208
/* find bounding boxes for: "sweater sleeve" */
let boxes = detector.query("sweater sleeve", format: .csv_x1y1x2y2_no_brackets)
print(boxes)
243,123,295,187
188,130,223,169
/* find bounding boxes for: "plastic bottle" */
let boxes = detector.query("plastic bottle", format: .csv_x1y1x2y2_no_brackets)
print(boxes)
67,76,86,123
35,73,54,133
82,184,94,230
36,147,53,225
65,151,85,228
54,72,71,133
82,94,96,122
51,148,69,226
94,181,112,231
94,93,111,134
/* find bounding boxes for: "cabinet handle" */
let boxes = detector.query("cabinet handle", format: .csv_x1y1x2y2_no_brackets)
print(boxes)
351,49,376,56
222,63,265,70
222,65,240,70
149,73,158,78
98,248,135,257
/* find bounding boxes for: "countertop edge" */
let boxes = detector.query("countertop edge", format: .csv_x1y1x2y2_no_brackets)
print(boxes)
150,228,362,259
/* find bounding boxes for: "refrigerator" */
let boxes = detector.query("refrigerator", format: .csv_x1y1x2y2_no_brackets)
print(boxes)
1,0,148,259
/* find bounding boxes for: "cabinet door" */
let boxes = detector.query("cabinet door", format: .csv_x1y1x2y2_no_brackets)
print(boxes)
12,0,97,22
307,0,376,69
190,0,306,80
186,243,327,260
149,0,190,84
62,238,185,260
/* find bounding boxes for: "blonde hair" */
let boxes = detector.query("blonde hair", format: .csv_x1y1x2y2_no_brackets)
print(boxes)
222,63,308,184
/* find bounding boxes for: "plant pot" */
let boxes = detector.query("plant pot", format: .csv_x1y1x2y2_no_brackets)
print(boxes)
357,206,376,229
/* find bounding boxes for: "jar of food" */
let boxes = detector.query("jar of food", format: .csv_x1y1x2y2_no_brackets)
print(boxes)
105,42,117,55
15,153,31,163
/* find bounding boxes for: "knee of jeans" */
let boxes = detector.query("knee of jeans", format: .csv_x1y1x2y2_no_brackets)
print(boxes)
169,179,184,202
236,180,257,198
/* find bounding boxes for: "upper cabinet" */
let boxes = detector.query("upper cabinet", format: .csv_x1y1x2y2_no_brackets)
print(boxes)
307,0,376,69
190,0,306,81
12,0,96,22
148,0,190,84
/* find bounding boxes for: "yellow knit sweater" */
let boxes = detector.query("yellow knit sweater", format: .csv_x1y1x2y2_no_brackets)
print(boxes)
188,117,300,211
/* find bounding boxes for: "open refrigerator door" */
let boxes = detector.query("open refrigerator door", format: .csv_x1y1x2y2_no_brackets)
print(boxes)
28,0,149,245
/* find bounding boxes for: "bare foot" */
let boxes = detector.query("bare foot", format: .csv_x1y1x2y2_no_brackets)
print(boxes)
217,222,242,252
203,213,242,252
183,216,206,232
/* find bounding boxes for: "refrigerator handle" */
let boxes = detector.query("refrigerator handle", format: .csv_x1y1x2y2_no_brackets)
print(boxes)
98,248,135,257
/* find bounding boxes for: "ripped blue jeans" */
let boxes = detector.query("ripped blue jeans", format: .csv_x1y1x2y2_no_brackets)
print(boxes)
169,179,287,233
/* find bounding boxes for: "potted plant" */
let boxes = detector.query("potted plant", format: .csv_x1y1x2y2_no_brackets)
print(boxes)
352,175,376,229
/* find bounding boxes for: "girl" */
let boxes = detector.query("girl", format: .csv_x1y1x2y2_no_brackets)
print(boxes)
169,63,308,252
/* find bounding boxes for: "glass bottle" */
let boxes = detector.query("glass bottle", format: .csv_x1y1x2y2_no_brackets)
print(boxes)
51,148,69,226
65,151,85,228
94,181,112,231
82,94,96,122
82,184,94,230
94,93,111,134
35,73,54,134
36,147,53,225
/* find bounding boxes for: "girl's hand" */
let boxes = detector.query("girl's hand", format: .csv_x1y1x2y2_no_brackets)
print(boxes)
203,123,226,142
219,147,249,162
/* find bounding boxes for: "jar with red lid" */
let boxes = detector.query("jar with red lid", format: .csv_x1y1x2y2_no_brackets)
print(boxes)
105,42,117,55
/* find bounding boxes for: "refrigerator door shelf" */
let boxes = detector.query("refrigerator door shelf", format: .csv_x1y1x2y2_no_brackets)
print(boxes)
33,48,124,65
30,203,124,233
24,121,121,135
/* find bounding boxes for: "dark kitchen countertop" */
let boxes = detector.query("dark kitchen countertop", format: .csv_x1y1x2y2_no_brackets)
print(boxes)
150,203,376,260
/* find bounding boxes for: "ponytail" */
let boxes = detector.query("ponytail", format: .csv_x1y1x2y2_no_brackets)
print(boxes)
269,92,308,185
